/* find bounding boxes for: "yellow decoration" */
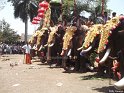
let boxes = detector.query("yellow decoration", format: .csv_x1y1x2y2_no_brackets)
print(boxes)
62,26,77,50
36,30,46,45
29,30,40,44
82,24,103,48
42,5,51,28
36,4,51,46
97,16,120,53
47,26,58,44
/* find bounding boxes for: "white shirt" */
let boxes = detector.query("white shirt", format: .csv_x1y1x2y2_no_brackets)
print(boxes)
22,44,31,54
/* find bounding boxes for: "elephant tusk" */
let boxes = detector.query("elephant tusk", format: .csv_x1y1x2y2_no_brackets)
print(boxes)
114,77,124,90
99,48,111,64
55,33,60,37
44,44,48,47
80,46,93,56
38,45,43,51
67,49,71,56
77,47,83,51
48,43,54,47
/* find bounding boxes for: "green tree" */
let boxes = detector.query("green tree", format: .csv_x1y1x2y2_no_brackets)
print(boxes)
62,0,109,18
7,0,38,43
0,19,20,43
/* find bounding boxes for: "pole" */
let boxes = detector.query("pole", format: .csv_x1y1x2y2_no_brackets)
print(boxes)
74,0,76,17
102,0,104,16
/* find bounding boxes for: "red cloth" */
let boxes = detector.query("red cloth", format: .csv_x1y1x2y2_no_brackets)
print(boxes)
25,53,31,64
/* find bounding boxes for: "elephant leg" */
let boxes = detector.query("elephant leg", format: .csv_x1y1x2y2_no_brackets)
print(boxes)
119,51,124,78
56,56,62,67
79,57,88,73
97,64,107,76
74,61,80,72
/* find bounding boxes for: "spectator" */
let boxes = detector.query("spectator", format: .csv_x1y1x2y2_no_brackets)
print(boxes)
22,42,32,64
102,11,110,24
112,12,116,18
86,17,94,27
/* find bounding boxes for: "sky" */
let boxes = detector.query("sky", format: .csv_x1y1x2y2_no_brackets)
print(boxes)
0,0,124,35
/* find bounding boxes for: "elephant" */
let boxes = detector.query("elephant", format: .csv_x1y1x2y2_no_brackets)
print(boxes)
60,24,89,72
79,16,124,78
47,25,65,67
36,28,49,63
96,16,124,79
78,24,103,72
29,30,41,58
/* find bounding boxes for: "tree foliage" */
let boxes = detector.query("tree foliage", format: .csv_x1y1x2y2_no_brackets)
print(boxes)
7,0,38,42
7,0,110,24
0,19,20,43
11,0,38,22
62,0,110,18
0,0,6,11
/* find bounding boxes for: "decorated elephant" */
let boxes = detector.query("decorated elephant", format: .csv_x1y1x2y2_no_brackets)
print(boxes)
79,16,124,78
47,25,65,67
78,24,103,72
36,28,49,63
60,24,89,72
29,29,41,58
96,16,124,79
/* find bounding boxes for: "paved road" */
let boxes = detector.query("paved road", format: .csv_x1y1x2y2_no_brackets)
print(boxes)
0,54,122,93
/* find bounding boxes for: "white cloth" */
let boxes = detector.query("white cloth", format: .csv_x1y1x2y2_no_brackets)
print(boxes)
22,44,31,54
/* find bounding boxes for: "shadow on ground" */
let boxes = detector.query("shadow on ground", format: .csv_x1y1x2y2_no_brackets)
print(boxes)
92,86,124,93
80,73,124,93
80,73,111,80
37,63,48,66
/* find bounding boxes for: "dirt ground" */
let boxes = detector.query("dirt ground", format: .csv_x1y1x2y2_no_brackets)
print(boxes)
0,54,123,93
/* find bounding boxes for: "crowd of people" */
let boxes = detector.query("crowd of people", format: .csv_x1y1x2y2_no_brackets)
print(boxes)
0,42,25,55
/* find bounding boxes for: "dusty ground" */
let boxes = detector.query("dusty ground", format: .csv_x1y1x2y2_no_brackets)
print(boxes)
0,54,123,93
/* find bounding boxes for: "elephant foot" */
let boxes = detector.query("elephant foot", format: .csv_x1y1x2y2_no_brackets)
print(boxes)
96,71,105,77
63,67,69,71
86,63,94,71
69,67,75,71
49,64,57,68
63,66,75,73
78,69,87,73
56,62,62,68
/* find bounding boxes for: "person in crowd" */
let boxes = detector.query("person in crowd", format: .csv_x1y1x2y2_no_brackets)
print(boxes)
86,17,94,27
22,42,32,64
112,12,116,18
102,11,110,24
120,14,124,16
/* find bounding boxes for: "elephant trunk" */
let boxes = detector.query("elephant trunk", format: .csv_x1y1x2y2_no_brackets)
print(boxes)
61,50,65,56
47,46,51,61
99,48,111,64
